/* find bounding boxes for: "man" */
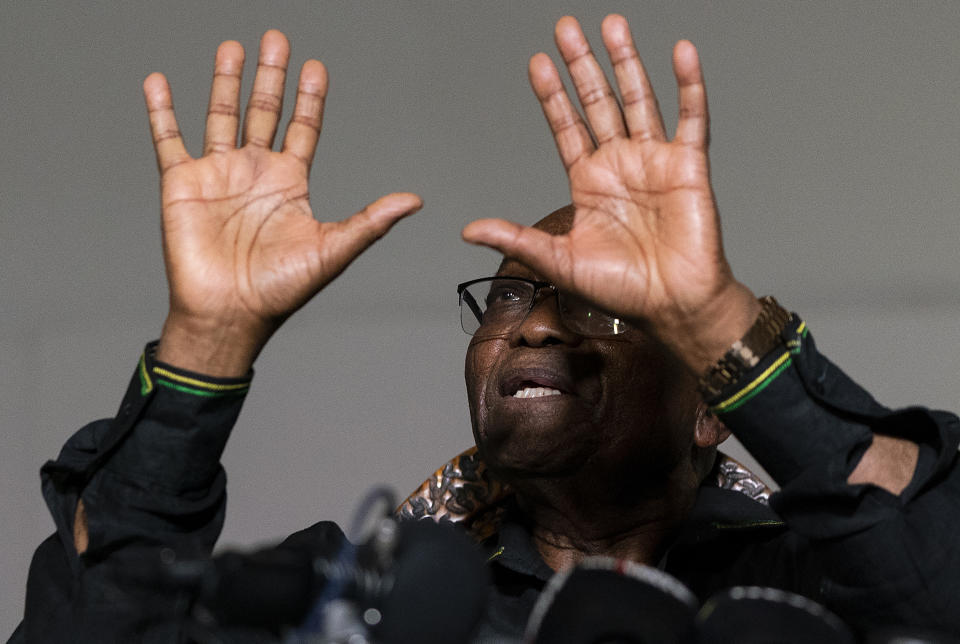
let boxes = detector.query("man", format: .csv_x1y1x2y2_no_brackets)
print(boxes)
15,14,960,642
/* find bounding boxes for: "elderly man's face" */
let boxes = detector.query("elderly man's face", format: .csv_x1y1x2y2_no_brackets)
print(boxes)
464,208,710,482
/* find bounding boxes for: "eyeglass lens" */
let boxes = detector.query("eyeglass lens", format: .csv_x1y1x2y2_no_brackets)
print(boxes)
459,278,627,337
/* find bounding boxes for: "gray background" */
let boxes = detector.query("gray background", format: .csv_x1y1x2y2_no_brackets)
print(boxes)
3,0,959,633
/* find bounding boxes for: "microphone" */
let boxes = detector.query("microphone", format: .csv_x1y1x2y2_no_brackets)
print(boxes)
372,518,489,643
163,506,489,642
523,556,699,644
180,542,371,631
695,586,856,644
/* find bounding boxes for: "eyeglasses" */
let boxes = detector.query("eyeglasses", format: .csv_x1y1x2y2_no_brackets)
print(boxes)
457,276,629,337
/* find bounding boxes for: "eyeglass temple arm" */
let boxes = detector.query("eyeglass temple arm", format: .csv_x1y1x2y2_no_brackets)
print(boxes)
461,290,484,324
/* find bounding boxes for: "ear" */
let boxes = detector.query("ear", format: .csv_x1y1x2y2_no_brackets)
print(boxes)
693,405,731,448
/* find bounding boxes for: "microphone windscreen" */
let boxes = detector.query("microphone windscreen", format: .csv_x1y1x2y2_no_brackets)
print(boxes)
377,519,490,644
525,557,699,644
193,548,316,630
696,586,855,644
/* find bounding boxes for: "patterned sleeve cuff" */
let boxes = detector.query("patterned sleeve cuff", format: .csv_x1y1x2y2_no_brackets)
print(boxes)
138,340,252,399
706,318,808,416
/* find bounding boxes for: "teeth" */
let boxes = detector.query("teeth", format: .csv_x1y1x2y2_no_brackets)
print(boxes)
513,386,563,399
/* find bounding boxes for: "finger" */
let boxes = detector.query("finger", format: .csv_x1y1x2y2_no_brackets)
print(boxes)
462,219,570,285
600,14,666,142
554,16,626,144
672,40,709,147
203,40,244,155
529,53,594,171
282,59,328,169
242,29,290,148
143,73,191,173
329,192,424,259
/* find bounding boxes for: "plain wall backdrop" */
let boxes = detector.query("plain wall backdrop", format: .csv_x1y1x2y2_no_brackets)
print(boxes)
2,1,959,633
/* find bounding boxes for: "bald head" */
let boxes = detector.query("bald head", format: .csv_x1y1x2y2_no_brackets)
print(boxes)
495,205,574,274
534,204,575,235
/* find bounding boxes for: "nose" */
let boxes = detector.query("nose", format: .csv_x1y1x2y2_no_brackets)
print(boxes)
510,290,582,348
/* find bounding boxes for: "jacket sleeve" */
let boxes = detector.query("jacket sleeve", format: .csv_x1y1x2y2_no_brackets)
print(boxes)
20,341,252,643
709,315,960,633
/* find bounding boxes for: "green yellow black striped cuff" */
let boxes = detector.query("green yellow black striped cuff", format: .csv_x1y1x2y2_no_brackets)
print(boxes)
708,321,808,415
137,350,251,399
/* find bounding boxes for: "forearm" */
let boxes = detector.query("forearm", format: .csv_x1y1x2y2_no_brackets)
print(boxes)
24,344,251,639
72,356,246,554
706,314,960,629
708,315,956,533
687,296,918,495
74,343,249,552
847,433,918,495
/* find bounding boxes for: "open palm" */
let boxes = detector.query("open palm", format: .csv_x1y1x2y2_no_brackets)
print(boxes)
146,31,420,372
463,15,735,333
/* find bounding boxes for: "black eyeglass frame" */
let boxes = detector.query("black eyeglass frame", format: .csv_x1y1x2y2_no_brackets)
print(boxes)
456,275,629,337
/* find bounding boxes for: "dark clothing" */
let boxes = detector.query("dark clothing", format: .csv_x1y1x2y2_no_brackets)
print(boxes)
13,317,960,642
472,488,800,642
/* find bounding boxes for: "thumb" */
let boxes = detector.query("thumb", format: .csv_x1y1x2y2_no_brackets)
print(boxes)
330,192,423,259
462,218,566,281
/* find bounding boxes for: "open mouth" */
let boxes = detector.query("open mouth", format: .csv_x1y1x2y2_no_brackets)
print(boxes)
501,372,573,399
512,385,563,399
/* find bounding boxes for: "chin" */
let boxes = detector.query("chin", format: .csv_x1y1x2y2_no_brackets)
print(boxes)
474,417,600,480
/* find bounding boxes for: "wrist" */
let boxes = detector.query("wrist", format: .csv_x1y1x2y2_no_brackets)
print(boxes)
653,281,762,376
697,295,792,400
157,312,271,377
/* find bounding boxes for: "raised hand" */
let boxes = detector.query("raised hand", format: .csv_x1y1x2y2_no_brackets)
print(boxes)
462,16,758,372
145,31,422,375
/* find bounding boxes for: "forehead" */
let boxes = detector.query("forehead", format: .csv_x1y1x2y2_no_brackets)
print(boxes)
495,258,537,280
